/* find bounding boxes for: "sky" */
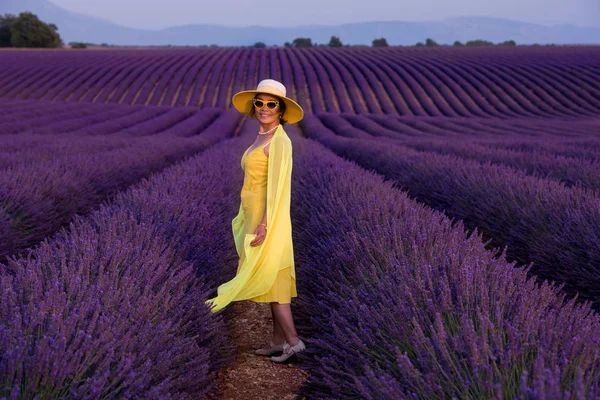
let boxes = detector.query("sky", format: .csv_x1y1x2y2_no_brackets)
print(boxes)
48,0,600,30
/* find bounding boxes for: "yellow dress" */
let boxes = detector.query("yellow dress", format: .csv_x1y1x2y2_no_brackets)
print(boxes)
206,125,296,312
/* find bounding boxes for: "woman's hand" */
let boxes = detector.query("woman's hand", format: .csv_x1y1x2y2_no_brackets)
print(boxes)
250,224,267,246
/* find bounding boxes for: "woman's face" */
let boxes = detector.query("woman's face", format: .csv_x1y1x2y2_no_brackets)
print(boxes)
254,93,282,125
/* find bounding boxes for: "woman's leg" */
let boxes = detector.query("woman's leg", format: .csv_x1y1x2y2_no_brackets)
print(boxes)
270,303,286,345
270,303,300,346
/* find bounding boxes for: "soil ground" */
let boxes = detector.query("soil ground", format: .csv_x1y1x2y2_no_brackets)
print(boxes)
208,301,308,400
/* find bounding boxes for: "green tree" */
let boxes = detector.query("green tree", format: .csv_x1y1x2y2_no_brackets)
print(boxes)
69,41,87,49
253,41,266,48
292,37,312,48
425,37,439,46
10,12,62,48
372,37,388,47
500,39,516,46
466,39,494,46
328,35,342,47
453,40,464,46
0,13,16,47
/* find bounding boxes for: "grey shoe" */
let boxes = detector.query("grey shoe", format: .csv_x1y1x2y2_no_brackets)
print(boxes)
271,339,306,363
254,341,285,356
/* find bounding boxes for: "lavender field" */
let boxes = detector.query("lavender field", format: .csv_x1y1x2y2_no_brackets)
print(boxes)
1,46,600,399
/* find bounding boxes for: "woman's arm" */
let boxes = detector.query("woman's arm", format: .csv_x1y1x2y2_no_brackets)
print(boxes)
250,136,290,246
251,142,273,246
261,203,267,225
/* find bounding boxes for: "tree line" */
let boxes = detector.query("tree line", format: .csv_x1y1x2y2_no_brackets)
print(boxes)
251,36,519,48
251,37,390,48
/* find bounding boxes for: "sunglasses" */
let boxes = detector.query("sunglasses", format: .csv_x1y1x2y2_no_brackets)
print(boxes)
253,98,280,110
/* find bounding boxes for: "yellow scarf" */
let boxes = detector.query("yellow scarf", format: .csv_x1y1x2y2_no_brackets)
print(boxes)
206,125,294,312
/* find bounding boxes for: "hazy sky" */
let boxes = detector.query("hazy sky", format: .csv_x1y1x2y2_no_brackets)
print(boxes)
49,0,600,30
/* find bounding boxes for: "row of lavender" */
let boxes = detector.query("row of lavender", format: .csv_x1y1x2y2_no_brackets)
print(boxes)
0,128,262,397
333,112,600,138
1,47,598,116
0,98,221,136
285,126,600,398
0,99,232,261
300,114,600,310
320,113,600,191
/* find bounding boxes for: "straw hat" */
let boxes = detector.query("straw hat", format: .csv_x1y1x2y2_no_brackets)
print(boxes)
232,79,304,124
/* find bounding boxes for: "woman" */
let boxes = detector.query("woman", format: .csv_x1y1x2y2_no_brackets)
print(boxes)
206,79,305,363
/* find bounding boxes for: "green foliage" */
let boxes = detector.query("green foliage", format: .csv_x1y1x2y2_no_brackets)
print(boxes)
0,13,16,47
372,37,388,47
9,12,62,48
410,37,518,47
328,35,342,47
292,37,312,48
284,41,292,48
465,39,494,46
69,42,87,49
253,41,266,48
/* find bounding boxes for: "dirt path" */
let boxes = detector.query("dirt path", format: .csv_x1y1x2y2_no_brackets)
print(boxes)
209,301,309,400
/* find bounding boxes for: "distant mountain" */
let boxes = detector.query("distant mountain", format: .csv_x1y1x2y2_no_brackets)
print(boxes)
2,0,600,46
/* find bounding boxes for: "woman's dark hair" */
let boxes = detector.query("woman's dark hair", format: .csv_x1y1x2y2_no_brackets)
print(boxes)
250,94,288,125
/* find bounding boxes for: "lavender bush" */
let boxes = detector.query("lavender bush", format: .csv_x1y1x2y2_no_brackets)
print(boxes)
336,113,600,191
0,120,259,398
0,135,133,169
0,105,105,134
402,137,600,191
301,115,600,309
285,127,600,398
0,100,89,122
0,107,240,260
22,107,136,136
476,136,600,162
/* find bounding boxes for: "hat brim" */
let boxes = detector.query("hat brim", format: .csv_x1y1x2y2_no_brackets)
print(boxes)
232,90,304,124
